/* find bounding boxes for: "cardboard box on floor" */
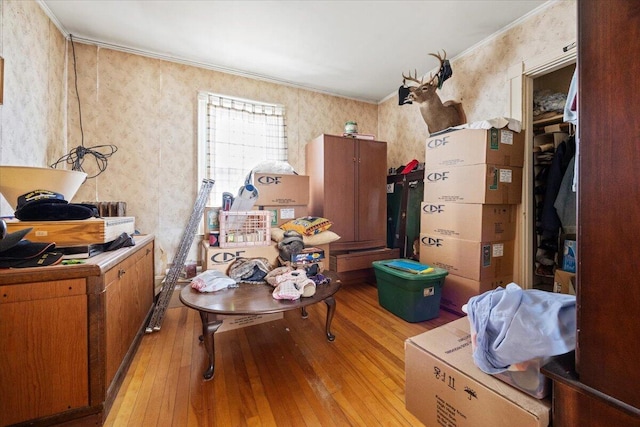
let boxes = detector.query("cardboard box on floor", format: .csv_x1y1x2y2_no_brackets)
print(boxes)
423,164,522,205
170,282,283,330
253,173,309,206
405,317,550,427
200,240,330,273
553,269,576,295
212,312,283,333
440,274,513,315
419,234,514,281
425,127,525,168
201,240,280,272
420,202,516,241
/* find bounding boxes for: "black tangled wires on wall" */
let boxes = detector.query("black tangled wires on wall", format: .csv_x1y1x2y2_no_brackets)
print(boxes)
51,34,117,179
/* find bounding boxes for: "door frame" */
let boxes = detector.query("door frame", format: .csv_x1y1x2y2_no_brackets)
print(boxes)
507,46,577,288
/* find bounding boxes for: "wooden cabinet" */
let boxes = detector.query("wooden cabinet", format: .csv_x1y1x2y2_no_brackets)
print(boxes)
0,235,154,426
104,242,155,390
306,134,388,252
575,0,640,411
542,1,640,425
0,279,89,424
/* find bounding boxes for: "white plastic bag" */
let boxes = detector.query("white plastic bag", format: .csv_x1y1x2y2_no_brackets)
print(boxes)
190,270,236,293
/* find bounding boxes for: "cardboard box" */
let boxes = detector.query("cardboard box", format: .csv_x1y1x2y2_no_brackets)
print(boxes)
533,131,568,150
168,282,283,328
212,312,284,333
553,269,576,295
253,173,309,206
201,240,330,272
405,318,551,427
440,274,513,315
425,127,525,168
420,202,516,241
291,246,325,263
419,234,514,281
259,205,309,226
201,240,280,272
543,123,570,134
423,164,523,205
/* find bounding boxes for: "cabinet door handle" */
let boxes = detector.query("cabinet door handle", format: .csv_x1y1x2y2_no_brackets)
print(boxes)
146,248,151,255
118,269,126,278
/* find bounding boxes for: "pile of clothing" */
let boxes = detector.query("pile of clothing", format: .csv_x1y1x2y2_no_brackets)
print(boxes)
191,230,330,300
264,265,329,300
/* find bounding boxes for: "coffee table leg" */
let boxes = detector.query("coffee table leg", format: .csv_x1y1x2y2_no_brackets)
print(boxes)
324,296,336,341
199,311,223,380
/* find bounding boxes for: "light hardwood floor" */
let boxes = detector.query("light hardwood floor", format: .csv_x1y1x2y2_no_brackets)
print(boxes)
105,280,460,426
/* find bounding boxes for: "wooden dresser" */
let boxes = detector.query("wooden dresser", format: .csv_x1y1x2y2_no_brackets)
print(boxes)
306,134,388,252
0,234,155,426
306,134,398,281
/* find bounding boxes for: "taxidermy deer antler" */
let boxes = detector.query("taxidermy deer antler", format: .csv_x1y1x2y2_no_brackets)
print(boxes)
401,50,466,134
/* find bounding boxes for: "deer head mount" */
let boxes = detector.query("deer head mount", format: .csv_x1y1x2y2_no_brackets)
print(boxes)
401,50,466,134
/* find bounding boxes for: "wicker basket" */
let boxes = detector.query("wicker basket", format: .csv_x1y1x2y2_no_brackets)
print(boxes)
219,210,271,248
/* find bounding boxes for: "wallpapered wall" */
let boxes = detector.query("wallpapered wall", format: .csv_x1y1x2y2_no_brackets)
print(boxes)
1,0,576,274
379,0,576,167
0,0,67,184
63,44,377,269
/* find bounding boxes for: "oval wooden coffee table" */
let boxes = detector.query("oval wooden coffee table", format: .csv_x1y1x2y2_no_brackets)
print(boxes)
180,272,341,380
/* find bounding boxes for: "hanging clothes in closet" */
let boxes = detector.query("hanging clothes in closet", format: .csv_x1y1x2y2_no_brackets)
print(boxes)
539,135,576,239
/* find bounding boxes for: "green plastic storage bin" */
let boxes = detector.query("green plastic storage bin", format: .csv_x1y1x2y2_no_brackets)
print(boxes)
372,259,448,322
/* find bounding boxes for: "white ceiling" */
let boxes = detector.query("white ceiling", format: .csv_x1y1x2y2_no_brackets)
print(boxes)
39,0,548,103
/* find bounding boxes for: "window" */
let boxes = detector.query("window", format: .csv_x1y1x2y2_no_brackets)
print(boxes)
197,92,288,207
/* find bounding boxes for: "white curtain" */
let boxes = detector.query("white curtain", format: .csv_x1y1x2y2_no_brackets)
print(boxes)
201,94,287,206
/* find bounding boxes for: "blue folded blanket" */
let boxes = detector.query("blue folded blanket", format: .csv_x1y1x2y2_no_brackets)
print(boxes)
466,283,576,374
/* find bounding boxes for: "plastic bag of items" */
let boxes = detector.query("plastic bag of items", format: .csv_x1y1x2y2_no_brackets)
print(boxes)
191,270,237,293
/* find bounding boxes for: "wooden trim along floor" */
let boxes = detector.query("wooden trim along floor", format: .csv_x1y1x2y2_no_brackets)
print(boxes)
105,281,461,426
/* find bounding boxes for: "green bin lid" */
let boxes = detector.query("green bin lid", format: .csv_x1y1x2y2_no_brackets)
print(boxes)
372,259,448,281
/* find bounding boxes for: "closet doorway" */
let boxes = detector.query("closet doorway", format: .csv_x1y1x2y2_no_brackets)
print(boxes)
508,46,576,289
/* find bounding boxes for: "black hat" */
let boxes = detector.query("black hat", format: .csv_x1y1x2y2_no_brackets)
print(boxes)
0,218,63,269
0,239,61,268
17,189,66,208
14,189,99,221
0,239,55,260
0,250,64,268
0,219,33,252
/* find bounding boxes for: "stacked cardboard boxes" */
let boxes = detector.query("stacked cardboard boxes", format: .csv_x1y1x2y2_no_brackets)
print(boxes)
201,173,312,270
420,127,524,314
193,174,312,330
